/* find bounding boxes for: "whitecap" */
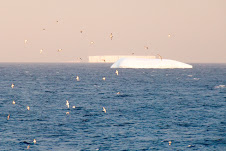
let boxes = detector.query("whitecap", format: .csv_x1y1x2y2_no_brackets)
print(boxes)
214,85,226,89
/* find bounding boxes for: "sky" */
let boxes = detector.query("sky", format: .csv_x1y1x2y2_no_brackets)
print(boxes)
0,0,225,63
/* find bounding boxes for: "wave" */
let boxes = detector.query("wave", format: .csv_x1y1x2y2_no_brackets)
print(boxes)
214,85,225,89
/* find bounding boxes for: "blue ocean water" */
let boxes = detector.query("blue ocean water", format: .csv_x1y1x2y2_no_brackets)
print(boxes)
0,63,225,151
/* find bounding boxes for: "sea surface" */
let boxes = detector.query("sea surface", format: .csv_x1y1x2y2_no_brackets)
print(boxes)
0,63,225,151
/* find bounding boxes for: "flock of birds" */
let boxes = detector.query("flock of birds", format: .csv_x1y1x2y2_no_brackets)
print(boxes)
23,20,172,61
8,84,37,149
23,21,118,60
7,69,122,149
8,20,174,149
7,67,178,149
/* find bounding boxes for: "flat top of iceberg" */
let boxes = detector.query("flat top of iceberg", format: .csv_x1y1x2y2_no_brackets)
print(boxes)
111,58,192,69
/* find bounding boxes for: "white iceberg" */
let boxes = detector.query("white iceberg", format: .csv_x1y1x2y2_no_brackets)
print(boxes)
111,58,192,69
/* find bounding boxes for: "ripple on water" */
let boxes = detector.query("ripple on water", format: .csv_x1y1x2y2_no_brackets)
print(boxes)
0,63,225,150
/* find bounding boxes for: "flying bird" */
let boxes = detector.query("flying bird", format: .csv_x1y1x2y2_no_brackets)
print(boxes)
115,70,119,76
66,100,69,108
7,114,10,120
157,54,162,60
103,107,106,113
76,57,82,62
27,106,30,110
11,84,14,88
110,33,113,40
76,76,79,81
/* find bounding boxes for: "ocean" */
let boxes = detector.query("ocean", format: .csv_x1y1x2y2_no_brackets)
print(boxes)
0,63,225,150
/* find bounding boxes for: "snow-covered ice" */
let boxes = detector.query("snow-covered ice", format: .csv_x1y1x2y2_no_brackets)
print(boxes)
111,58,193,69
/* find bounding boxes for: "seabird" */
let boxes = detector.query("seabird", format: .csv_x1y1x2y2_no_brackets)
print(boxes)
76,76,79,81
110,33,113,40
115,70,119,76
157,54,162,60
103,107,106,113
66,100,69,108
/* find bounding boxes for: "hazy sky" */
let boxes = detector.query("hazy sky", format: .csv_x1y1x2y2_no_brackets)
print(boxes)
0,0,225,63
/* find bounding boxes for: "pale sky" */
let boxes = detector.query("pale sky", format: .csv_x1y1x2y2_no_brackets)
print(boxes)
0,0,225,63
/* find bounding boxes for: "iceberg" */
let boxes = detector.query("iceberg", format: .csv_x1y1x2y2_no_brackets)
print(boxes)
111,58,192,69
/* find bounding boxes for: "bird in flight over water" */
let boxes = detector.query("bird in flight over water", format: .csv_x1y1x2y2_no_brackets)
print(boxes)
115,70,119,76
110,33,113,40
103,107,106,113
